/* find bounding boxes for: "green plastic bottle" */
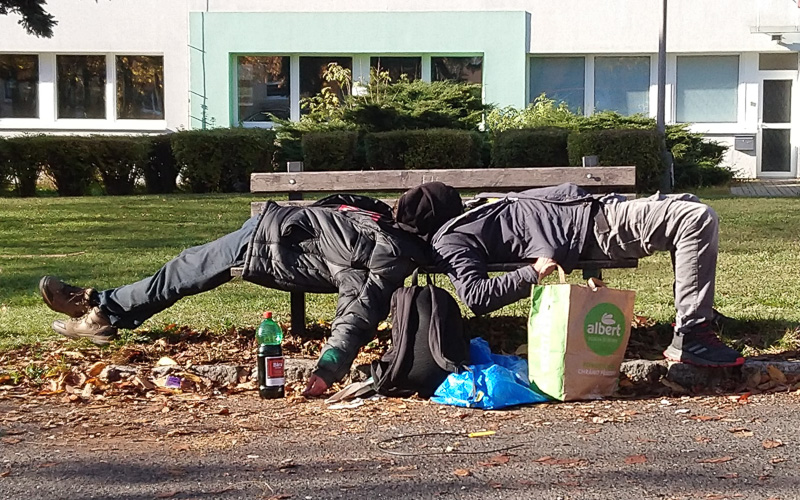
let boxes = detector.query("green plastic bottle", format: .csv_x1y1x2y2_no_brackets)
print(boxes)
256,311,284,399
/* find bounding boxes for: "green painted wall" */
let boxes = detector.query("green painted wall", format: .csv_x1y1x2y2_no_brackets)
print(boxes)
189,11,528,128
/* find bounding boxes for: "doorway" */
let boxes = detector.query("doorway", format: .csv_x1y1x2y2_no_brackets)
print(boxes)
759,78,796,177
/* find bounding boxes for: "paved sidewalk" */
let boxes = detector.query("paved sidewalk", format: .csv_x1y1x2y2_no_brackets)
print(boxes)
730,179,800,197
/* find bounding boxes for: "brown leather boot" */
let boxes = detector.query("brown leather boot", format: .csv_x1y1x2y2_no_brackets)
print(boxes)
39,276,98,318
51,307,117,345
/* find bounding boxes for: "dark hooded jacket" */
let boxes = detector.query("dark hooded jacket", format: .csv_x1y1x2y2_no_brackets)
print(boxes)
431,183,595,316
242,184,462,386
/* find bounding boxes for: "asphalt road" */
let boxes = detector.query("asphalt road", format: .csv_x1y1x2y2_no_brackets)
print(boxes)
1,391,798,500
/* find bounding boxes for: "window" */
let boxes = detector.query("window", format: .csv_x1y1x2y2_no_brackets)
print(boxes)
116,56,164,120
237,56,290,122
0,54,38,118
299,56,352,115
370,57,421,82
759,53,798,71
57,55,106,119
431,57,482,84
594,56,650,116
530,57,585,112
676,56,739,123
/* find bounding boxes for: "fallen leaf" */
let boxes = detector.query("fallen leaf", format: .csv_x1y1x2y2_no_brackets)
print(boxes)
696,456,735,464
478,454,510,467
265,495,292,500
766,365,787,384
87,362,106,377
717,473,739,479
218,407,230,416
155,491,179,498
762,439,784,449
690,415,722,422
727,427,754,438
624,454,647,465
0,470,9,477
453,468,471,477
157,357,178,366
769,457,785,464
1,437,21,445
694,436,712,443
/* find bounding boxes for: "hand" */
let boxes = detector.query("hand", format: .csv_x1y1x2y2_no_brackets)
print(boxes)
533,257,558,279
302,374,329,397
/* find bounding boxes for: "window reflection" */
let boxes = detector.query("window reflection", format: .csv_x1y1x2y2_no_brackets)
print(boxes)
370,57,421,82
57,55,106,119
0,54,38,118
116,55,164,120
431,57,483,84
237,56,290,122
299,56,352,115
530,57,585,113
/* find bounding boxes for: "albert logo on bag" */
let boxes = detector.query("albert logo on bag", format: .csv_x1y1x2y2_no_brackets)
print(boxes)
584,304,626,355
528,271,635,402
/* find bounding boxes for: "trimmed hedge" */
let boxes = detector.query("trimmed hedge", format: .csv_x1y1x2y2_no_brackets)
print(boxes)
143,134,179,194
302,131,360,171
24,136,96,196
492,128,570,167
0,136,43,197
365,129,482,170
567,129,663,192
171,128,277,193
84,136,149,195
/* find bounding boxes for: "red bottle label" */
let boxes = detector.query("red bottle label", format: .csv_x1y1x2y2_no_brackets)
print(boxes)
266,356,285,386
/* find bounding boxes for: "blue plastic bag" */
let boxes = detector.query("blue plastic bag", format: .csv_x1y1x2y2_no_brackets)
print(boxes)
431,338,550,410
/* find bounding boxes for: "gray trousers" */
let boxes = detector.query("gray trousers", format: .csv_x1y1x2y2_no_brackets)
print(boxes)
586,193,719,334
97,216,259,329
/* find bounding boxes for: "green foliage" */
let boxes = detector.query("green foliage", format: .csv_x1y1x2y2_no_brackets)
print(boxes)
301,131,360,171
84,136,149,195
143,134,179,194
492,128,570,167
171,128,277,193
365,129,482,170
0,0,56,38
568,129,663,192
485,95,579,134
0,135,43,197
28,136,97,196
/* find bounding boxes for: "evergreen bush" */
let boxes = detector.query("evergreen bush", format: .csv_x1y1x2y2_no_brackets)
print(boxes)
301,131,360,171
491,128,570,167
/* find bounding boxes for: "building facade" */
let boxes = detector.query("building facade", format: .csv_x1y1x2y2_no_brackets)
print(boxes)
2,0,800,178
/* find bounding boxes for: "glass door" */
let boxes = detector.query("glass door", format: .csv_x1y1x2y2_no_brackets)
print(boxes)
759,79,795,177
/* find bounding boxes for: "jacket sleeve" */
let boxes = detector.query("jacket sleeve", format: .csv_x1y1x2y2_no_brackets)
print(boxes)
312,270,399,386
433,240,539,316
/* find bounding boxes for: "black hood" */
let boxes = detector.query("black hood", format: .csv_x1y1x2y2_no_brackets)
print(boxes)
395,182,463,243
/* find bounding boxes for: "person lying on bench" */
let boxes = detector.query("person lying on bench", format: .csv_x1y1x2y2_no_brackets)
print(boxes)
38,182,464,397
431,182,743,368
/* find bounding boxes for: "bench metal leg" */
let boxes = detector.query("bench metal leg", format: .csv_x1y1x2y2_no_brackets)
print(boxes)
290,291,306,336
582,268,603,280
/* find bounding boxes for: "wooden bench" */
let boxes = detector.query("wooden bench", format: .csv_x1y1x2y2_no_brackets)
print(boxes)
233,165,638,335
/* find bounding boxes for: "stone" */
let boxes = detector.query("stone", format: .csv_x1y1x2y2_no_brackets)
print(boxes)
99,365,139,383
664,362,742,389
191,364,239,387
620,359,667,384
151,365,177,378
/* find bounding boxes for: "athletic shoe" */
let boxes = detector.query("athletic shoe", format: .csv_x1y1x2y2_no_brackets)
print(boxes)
39,276,98,318
51,307,117,346
663,322,744,367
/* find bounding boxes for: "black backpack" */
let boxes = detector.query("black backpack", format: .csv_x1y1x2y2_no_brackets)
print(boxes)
371,272,470,398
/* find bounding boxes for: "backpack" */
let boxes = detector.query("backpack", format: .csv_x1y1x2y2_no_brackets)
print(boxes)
371,272,470,398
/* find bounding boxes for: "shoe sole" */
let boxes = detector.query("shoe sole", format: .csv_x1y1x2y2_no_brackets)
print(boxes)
39,276,93,318
51,320,115,346
663,347,745,368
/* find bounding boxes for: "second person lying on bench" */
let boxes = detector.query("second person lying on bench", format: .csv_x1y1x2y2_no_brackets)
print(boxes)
431,182,743,368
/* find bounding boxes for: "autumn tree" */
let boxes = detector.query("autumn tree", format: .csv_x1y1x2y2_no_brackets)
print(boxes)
0,0,57,37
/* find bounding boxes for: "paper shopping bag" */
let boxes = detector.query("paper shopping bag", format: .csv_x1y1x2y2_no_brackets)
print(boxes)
527,273,635,401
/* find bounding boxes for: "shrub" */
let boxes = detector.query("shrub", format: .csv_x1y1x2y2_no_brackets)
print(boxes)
302,131,360,171
0,136,43,197
84,136,148,195
25,136,96,196
172,128,277,193
365,129,482,170
567,129,662,192
491,128,570,167
143,134,179,194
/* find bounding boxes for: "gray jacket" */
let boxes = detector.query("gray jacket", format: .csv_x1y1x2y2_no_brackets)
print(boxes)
242,201,429,385
431,183,595,316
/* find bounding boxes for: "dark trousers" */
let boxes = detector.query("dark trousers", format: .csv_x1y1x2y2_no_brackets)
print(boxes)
97,216,259,329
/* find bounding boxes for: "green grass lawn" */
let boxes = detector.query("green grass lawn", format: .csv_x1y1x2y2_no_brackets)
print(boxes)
1,190,799,356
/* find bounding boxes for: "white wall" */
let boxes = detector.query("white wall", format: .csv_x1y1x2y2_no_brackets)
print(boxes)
0,0,189,133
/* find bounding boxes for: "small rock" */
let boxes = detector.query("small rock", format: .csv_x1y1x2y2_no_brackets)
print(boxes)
151,365,176,378
191,365,239,387
620,360,667,384
99,365,139,383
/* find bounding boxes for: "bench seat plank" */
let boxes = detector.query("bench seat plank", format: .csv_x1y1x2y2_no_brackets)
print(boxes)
250,166,636,194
